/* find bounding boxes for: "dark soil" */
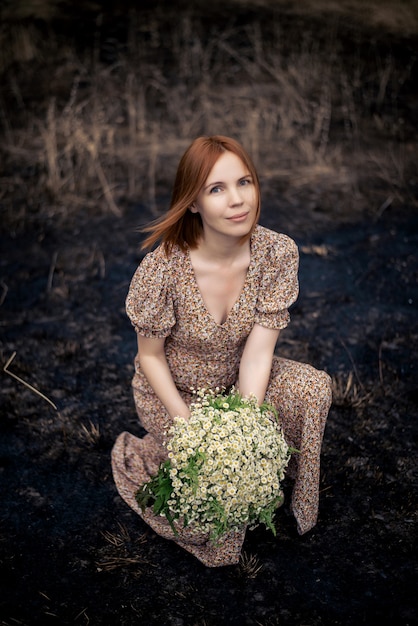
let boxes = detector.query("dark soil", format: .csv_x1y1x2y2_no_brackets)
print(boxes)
1,2,417,625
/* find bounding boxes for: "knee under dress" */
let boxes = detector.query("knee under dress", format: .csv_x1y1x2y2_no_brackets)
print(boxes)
111,224,332,567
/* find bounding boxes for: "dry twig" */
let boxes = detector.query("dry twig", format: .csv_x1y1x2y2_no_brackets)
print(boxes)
0,280,8,306
96,555,145,572
3,351,58,410
47,251,58,292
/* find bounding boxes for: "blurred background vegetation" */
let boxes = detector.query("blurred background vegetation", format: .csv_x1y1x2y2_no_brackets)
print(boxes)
1,0,417,229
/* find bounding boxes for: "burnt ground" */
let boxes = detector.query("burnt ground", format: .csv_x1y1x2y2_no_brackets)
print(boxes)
1,2,418,625
1,190,417,626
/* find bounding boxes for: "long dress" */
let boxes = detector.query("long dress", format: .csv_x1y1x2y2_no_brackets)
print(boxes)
111,224,332,567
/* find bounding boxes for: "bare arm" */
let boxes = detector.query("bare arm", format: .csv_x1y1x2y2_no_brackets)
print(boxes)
237,323,280,404
136,334,191,420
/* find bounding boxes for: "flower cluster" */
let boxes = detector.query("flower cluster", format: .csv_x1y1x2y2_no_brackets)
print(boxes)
135,388,293,541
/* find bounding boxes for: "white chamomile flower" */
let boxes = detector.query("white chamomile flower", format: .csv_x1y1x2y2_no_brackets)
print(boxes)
137,388,291,541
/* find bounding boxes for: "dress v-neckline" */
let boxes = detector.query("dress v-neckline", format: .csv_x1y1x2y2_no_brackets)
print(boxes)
186,234,256,328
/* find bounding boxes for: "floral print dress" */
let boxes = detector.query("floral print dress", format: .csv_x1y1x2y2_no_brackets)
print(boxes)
111,225,332,567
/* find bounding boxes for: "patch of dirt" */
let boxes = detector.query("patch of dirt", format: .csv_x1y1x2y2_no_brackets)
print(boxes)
1,198,417,625
0,2,417,625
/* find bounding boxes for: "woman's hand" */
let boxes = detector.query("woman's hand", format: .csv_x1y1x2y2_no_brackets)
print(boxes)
136,335,191,420
237,323,280,404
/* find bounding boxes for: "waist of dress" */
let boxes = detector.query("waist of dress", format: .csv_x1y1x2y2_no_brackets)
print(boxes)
133,361,239,396
168,351,241,393
166,344,242,362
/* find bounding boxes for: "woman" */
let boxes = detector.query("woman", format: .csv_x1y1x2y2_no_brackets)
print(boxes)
111,135,332,567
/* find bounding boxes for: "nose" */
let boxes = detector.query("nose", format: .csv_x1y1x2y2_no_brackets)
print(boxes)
229,186,244,206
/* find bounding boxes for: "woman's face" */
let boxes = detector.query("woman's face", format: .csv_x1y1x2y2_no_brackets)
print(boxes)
191,151,258,242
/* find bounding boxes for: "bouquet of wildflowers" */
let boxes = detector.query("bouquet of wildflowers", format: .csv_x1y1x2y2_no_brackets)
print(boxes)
135,388,294,542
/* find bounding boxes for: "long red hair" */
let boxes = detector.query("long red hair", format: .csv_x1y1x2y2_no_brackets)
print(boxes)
141,135,261,253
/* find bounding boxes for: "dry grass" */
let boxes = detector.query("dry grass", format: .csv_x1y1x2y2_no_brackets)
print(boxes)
79,420,101,446
230,0,418,36
239,551,264,578
96,554,145,573
101,523,131,547
331,371,373,408
96,522,148,573
0,4,415,227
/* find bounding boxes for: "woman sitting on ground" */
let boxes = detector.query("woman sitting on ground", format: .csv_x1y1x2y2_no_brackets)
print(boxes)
112,135,332,567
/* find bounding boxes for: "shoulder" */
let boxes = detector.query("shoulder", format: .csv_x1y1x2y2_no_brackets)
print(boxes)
134,243,184,277
252,225,298,260
126,244,183,333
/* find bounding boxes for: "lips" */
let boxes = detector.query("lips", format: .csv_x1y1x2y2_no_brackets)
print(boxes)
227,212,249,221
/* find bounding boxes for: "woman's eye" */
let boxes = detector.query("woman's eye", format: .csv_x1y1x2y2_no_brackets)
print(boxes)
239,178,251,186
210,186,222,194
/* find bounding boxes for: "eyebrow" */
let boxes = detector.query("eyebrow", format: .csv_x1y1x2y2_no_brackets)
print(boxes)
202,174,251,191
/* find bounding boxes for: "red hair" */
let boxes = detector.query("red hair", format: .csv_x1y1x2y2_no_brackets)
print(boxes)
141,135,261,253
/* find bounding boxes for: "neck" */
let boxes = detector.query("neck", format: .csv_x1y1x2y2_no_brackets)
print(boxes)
196,233,250,264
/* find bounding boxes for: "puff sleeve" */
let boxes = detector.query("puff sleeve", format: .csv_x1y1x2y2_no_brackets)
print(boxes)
125,247,176,338
255,234,299,330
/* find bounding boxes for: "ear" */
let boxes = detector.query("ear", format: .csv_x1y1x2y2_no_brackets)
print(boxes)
189,203,199,214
